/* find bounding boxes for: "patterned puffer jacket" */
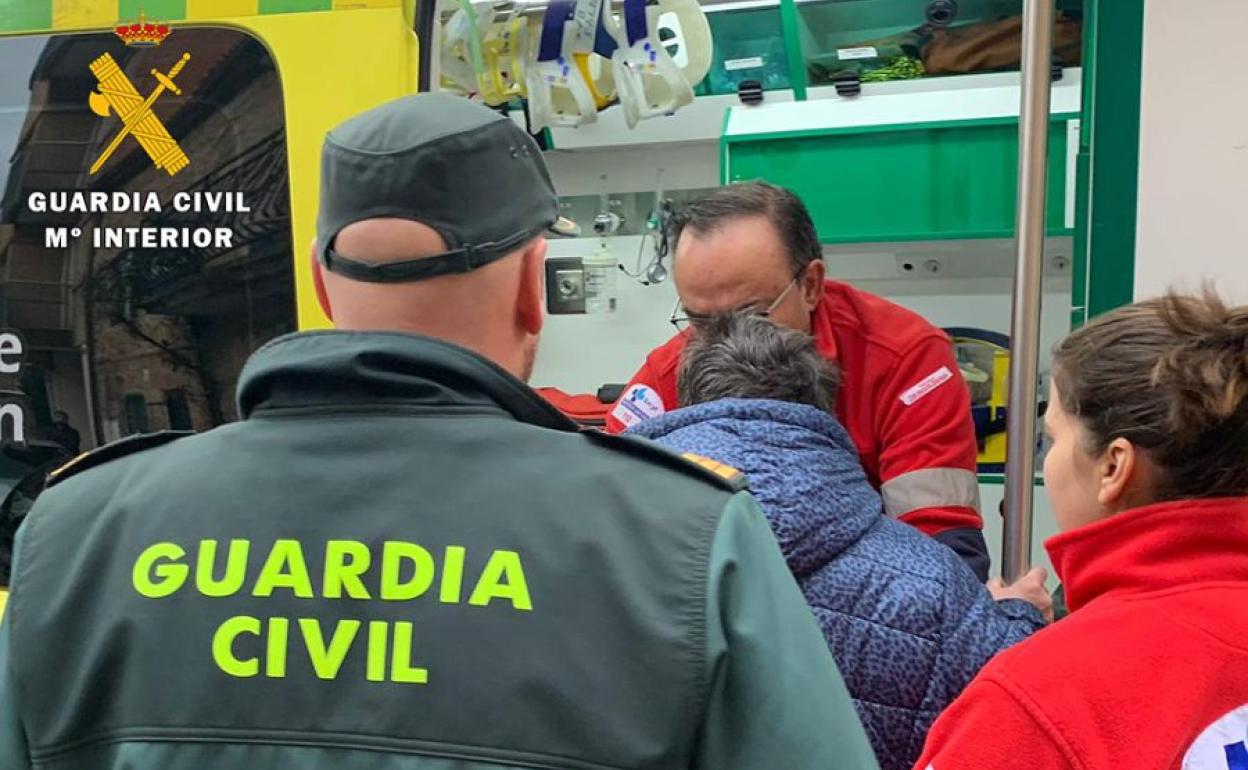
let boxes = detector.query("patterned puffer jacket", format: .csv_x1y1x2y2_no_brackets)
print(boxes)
628,398,1045,770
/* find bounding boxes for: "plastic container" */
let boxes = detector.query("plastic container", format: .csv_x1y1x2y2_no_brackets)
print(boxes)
583,245,619,314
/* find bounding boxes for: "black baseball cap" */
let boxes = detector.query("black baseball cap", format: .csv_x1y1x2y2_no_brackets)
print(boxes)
316,93,578,283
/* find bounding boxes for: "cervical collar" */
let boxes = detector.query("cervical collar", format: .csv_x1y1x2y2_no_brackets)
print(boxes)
609,0,696,128
653,0,712,88
479,14,532,105
526,0,622,131
572,0,623,109
440,4,485,97
441,0,529,106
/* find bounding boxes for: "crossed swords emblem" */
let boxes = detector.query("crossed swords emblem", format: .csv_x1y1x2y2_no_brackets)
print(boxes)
87,52,192,176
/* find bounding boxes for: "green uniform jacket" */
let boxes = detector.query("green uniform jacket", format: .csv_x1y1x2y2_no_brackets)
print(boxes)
0,331,877,770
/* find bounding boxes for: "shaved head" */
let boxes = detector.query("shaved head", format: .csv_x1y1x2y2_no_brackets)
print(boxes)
314,218,547,381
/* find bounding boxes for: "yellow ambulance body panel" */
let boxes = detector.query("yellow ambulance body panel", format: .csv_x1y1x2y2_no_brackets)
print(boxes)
1,0,422,331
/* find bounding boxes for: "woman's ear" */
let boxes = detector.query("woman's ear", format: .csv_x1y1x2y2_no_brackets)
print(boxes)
1096,437,1138,509
311,241,333,322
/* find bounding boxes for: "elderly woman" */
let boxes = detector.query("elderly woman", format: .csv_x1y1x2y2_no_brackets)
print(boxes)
628,313,1048,770
915,290,1248,769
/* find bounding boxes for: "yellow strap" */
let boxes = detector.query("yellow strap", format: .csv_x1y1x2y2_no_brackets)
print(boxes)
573,52,616,109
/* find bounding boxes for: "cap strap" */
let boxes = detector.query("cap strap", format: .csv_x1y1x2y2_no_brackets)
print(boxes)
321,228,539,284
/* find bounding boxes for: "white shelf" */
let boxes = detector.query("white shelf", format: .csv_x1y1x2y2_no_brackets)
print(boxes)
520,67,1083,154
726,67,1083,137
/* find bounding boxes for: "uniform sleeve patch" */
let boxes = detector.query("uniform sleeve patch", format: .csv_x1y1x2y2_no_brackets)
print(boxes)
611,384,667,428
900,366,954,406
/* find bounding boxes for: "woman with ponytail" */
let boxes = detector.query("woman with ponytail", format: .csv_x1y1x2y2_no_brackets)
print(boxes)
916,288,1248,770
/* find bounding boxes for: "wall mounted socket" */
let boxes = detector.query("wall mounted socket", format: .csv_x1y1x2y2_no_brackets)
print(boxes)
897,256,945,276
546,257,586,315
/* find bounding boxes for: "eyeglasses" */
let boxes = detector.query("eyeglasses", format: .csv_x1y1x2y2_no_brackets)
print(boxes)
669,275,801,333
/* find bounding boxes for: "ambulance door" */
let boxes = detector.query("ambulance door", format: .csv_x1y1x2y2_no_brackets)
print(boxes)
0,25,295,588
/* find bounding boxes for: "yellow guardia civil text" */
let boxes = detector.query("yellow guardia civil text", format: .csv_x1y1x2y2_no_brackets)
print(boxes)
132,539,533,684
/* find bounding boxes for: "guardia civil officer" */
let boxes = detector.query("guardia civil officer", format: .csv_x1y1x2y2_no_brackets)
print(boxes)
0,94,877,770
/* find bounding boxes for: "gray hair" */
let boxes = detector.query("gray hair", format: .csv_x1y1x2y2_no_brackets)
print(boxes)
677,312,840,412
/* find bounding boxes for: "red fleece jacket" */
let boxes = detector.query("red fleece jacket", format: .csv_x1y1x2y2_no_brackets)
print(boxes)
915,497,1248,770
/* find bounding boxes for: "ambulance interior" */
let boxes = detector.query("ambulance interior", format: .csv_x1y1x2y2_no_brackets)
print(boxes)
429,0,1090,573
0,0,1244,584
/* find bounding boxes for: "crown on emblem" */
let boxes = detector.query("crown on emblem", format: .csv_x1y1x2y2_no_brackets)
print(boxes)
113,11,171,47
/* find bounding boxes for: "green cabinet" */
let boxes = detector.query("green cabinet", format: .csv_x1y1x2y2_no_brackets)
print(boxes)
724,114,1076,243
721,68,1082,244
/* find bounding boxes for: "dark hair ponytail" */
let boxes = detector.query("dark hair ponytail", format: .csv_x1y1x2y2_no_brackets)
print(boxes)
1052,287,1248,501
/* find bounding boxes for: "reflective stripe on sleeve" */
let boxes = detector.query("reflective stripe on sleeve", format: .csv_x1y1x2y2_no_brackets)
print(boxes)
880,468,981,519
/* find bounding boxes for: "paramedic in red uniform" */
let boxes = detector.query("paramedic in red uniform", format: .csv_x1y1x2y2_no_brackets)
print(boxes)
915,289,1248,770
607,182,989,579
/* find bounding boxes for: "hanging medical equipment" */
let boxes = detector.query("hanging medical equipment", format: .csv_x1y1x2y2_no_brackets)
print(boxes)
481,15,533,102
652,0,712,92
640,205,671,285
526,0,622,130
442,0,710,129
441,0,532,105
610,0,692,128
571,0,623,109
441,6,482,95
619,171,675,287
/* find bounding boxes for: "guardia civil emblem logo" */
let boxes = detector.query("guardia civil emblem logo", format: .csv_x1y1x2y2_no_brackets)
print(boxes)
87,11,191,177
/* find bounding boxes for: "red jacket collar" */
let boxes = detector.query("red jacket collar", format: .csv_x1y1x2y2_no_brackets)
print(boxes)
1045,497,1248,613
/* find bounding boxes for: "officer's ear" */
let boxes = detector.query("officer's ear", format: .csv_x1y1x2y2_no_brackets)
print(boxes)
310,240,333,322
515,237,547,337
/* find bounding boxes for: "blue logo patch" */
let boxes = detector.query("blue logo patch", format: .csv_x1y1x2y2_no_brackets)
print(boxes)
1186,703,1248,769
1226,739,1248,770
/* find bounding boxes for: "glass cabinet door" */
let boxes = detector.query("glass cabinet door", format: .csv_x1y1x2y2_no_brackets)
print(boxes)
696,4,793,96
795,0,1084,88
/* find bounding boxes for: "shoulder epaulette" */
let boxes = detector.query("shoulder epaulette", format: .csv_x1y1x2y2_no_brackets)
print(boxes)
45,430,194,488
678,452,748,486
581,429,750,492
